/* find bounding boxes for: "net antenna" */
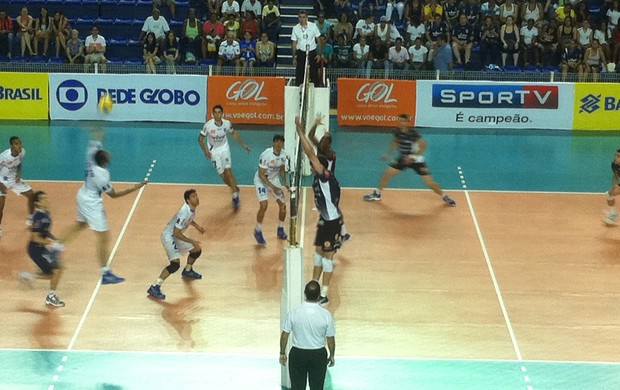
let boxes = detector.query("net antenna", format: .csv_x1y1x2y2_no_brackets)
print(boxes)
288,45,311,247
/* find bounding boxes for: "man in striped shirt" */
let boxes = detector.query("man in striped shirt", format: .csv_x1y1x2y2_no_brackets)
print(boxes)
364,114,456,206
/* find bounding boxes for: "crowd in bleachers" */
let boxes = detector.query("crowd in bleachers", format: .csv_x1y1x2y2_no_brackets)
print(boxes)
0,0,282,73
311,0,620,77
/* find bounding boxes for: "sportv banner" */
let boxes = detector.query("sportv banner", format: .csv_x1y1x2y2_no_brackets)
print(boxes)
573,83,620,130
49,74,207,123
0,72,49,119
207,76,285,124
337,78,416,126
415,81,574,129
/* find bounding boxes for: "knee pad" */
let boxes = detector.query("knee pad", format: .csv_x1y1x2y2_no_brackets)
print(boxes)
607,191,615,201
313,252,322,267
189,249,202,260
321,257,334,273
166,261,180,274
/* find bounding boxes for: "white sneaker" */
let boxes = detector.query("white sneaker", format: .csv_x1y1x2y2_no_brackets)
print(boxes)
603,210,618,225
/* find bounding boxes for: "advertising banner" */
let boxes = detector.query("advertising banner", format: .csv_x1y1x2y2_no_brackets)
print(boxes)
207,76,285,124
573,83,620,130
415,81,574,129
49,74,207,122
337,78,416,127
0,72,49,119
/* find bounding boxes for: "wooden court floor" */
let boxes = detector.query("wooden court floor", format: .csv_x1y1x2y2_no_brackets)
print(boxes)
1,180,619,366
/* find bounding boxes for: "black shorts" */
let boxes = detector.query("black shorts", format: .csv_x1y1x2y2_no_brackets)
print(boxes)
28,242,59,275
313,217,343,252
390,158,430,175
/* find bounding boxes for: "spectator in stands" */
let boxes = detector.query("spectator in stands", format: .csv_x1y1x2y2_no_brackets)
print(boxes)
609,1,620,35
500,15,519,67
203,13,225,39
480,0,500,28
352,35,370,75
162,30,179,73
386,0,406,22
239,30,256,75
316,34,333,73
333,13,353,43
555,3,575,24
521,0,544,29
557,16,576,52
367,36,389,77
405,16,425,45
84,25,107,72
315,0,335,20
217,31,241,74
613,24,620,64
241,0,262,19
426,13,449,60
203,26,221,59
332,33,353,68
451,14,474,66
423,0,443,24
461,0,481,27
358,0,379,19
221,0,240,19
143,31,161,73
224,12,240,38
405,0,423,23
480,15,500,66
576,19,593,49
408,36,428,70
255,32,275,67
594,21,612,62
0,10,13,58
182,8,203,58
539,20,559,66
33,7,52,56
387,36,410,73
316,12,333,42
354,14,375,42
433,34,453,71
520,18,540,65
16,7,35,57
52,11,70,58
574,2,589,25
189,0,210,21
208,0,222,20
560,38,583,81
261,0,281,42
443,0,460,29
65,29,84,64
240,11,260,40
583,38,607,81
141,8,170,46
153,0,176,20
375,16,393,45
333,0,352,22
499,0,518,26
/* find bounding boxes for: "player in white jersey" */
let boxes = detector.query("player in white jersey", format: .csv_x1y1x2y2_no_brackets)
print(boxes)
61,140,146,284
253,134,289,245
198,104,251,209
147,189,206,300
0,136,35,238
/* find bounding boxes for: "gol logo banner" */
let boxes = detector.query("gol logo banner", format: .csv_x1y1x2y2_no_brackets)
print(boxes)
337,78,416,126
207,76,285,124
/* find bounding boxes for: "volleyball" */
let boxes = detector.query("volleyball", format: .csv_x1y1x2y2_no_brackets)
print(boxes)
98,93,113,113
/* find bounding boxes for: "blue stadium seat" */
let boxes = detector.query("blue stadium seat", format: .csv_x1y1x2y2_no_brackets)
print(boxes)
543,65,560,73
81,0,101,18
200,59,217,66
128,38,142,46
124,57,143,64
523,65,541,73
96,17,115,25
29,56,47,63
107,57,124,64
503,65,521,72
10,56,28,63
109,37,129,45
75,18,96,27
47,0,65,8
0,56,9,63
48,57,64,63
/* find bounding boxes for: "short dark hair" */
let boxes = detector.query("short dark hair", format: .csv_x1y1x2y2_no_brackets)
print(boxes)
273,134,284,143
9,136,19,145
184,189,196,203
304,280,321,301
94,150,110,167
213,104,224,112
298,9,308,16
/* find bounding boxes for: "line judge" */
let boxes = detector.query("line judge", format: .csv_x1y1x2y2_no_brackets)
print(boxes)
291,10,321,87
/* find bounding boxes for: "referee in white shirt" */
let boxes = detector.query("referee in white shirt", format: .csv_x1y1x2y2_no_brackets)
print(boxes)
291,10,321,86
280,280,335,390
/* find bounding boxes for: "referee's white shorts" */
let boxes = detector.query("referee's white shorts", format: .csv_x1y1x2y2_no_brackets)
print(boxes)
0,177,32,196
76,193,109,232
254,176,286,203
210,146,232,175
161,232,194,261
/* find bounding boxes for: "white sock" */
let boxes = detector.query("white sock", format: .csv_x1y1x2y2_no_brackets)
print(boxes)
102,266,111,273
255,223,262,231
155,278,164,286
185,264,192,271
48,290,55,296
278,221,284,228
341,224,348,235
321,285,329,297
233,191,239,199
375,189,381,194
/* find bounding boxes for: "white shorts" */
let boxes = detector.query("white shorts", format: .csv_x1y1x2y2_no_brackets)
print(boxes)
76,192,108,232
0,177,32,196
161,232,195,261
210,146,232,175
254,176,286,203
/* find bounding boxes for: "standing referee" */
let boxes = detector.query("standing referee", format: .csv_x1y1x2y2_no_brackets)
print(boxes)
291,10,321,86
280,280,336,390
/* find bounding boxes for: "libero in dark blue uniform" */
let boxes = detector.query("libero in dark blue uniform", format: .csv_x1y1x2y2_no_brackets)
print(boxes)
29,209,59,275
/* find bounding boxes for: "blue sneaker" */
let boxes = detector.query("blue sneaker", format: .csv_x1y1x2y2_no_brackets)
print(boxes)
101,270,125,284
277,227,288,240
232,196,240,209
442,195,456,207
182,268,202,279
147,285,165,299
363,191,381,201
254,229,266,244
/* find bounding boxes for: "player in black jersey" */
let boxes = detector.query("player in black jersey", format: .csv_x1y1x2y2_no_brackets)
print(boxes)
364,114,456,206
296,116,344,306
18,191,65,307
308,115,351,244
604,149,620,224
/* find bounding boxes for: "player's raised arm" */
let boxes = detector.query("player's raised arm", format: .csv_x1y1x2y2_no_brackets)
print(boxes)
308,115,324,148
295,117,324,174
